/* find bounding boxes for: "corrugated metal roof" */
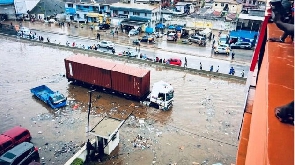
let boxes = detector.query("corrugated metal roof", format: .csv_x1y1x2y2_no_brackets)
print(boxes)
65,55,116,70
112,63,149,77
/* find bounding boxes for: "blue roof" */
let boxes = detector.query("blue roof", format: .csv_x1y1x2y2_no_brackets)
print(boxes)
229,30,258,39
0,0,14,5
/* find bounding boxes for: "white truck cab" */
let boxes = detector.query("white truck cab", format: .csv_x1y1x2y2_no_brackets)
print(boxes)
148,81,174,110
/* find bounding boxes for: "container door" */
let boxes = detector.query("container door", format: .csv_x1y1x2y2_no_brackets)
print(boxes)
69,63,73,76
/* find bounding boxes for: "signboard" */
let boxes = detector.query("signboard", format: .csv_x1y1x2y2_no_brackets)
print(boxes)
194,21,212,28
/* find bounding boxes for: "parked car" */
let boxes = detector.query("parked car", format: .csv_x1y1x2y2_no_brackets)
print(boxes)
0,142,39,165
213,43,230,49
98,24,110,30
0,126,32,156
230,42,252,49
153,32,163,38
167,33,176,41
129,29,139,36
181,39,192,45
218,34,228,45
167,58,182,66
214,46,230,55
188,35,205,44
139,35,154,42
97,40,115,49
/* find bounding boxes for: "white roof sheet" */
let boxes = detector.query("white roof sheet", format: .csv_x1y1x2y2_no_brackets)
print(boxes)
238,13,264,21
90,117,123,138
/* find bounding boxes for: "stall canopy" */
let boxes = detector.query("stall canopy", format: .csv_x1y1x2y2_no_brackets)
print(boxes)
168,25,175,29
155,23,165,29
145,27,154,33
199,28,211,35
175,25,183,31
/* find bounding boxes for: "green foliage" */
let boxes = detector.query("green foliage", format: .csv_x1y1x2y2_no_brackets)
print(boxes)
71,158,84,165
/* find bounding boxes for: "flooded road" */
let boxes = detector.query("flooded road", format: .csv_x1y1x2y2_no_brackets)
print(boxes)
0,36,245,165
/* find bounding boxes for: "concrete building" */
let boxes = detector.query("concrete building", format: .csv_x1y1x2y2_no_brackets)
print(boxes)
110,2,160,31
64,0,118,23
238,0,266,9
212,0,242,14
0,0,16,20
236,9,264,31
134,0,161,5
175,2,196,14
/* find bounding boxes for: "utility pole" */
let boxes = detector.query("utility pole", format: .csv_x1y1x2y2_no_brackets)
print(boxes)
87,89,96,137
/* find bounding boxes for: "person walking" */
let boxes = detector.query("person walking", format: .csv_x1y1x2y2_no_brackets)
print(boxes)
216,66,219,73
184,57,187,68
97,33,100,40
200,62,202,70
231,51,235,60
212,40,215,49
241,70,245,77
210,65,213,72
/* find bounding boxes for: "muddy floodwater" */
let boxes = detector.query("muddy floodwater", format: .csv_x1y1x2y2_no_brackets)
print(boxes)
0,36,245,165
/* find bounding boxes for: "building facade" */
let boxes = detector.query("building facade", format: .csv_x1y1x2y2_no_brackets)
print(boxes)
0,0,16,20
65,1,111,23
212,0,243,14
110,2,160,30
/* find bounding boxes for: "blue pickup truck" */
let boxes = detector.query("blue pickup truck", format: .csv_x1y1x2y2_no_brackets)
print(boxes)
30,85,67,109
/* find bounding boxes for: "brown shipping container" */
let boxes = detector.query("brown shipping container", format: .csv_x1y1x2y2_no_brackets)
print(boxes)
64,55,116,89
111,64,150,98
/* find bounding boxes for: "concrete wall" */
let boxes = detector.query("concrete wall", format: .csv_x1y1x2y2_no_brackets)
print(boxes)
105,131,120,155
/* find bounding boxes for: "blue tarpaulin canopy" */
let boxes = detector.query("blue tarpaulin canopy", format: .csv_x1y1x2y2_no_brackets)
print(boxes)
145,27,154,33
0,0,14,5
155,23,165,29
168,25,175,29
175,25,183,31
229,30,258,39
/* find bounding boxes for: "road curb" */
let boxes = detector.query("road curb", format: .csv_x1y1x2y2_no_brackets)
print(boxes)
0,33,246,83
